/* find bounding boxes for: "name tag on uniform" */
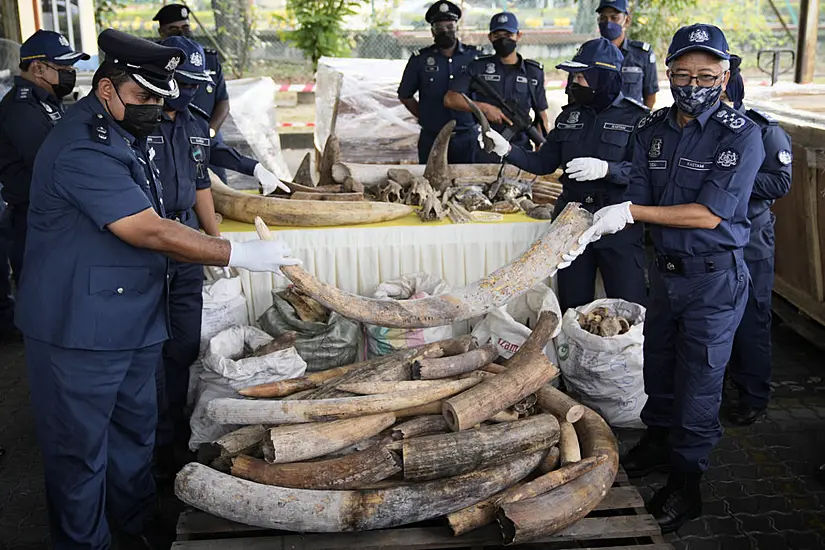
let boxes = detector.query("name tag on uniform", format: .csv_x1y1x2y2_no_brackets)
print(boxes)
621,66,643,73
556,123,583,130
146,136,164,144
603,122,634,132
649,160,667,170
190,136,210,146
482,75,501,82
425,66,439,72
678,157,711,171
516,76,528,83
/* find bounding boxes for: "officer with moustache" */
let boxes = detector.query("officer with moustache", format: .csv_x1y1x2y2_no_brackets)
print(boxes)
398,0,480,164
445,12,549,162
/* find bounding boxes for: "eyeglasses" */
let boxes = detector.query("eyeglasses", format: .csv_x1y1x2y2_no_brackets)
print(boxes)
669,72,724,87
43,62,76,74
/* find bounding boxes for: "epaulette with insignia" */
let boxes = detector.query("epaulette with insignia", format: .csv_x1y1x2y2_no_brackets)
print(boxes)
636,106,668,129
712,104,753,134
203,47,218,55
90,113,110,145
525,58,543,70
189,103,210,121
745,108,777,126
475,53,495,60
629,40,651,52
622,96,650,112
15,86,33,101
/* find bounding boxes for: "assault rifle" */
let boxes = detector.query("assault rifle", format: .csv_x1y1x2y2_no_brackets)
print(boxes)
470,74,546,147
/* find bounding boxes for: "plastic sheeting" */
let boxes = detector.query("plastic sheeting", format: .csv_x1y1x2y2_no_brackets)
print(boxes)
315,57,420,164
223,77,291,183
0,39,20,100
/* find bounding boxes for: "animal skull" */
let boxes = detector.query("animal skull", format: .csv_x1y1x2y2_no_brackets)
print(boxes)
380,180,404,203
417,194,446,222
405,176,435,207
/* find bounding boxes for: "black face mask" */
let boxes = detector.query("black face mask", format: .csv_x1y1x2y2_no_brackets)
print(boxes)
108,86,163,139
51,69,76,99
492,37,517,57
569,82,596,105
434,30,456,49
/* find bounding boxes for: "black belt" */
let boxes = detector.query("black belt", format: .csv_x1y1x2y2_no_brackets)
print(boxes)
655,250,741,275
166,208,192,223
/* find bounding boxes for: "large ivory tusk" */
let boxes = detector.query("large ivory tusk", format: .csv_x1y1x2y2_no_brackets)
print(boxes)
496,406,619,544
558,420,582,466
331,162,558,188
254,203,592,328
207,378,480,425
175,451,544,532
336,380,464,395
214,424,268,459
401,414,559,482
232,446,402,490
413,344,498,380
261,413,396,464
535,385,585,424
289,191,364,201
423,120,455,193
391,415,449,439
210,174,413,227
443,311,560,431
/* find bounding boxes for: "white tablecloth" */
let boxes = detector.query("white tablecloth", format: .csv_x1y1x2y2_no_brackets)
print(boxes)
222,219,552,323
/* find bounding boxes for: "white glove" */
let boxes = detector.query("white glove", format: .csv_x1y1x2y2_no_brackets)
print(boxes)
578,201,634,247
565,157,609,181
478,130,511,157
227,239,301,272
254,163,291,195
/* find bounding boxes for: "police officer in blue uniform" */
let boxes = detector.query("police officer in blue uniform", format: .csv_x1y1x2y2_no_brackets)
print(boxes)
573,24,764,532
398,0,480,164
155,3,232,183
484,38,648,313
595,0,659,108
445,12,549,163
723,55,792,426
0,30,88,285
151,35,289,472
16,29,298,548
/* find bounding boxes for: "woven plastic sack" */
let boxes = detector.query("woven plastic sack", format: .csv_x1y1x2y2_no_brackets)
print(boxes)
556,298,646,428
258,292,359,371
200,276,248,354
365,273,454,357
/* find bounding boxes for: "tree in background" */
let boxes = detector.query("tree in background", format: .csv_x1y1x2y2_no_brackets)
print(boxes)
212,0,259,78
629,0,779,64
573,0,599,34
277,0,366,68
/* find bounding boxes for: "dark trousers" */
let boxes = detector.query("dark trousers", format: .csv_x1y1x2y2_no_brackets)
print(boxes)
26,337,161,549
156,259,203,447
0,204,27,285
557,241,648,314
417,127,477,165
730,256,774,408
0,201,13,331
641,258,748,472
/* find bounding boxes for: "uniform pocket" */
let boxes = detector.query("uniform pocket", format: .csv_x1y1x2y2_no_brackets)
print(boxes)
600,129,631,147
89,266,152,295
706,343,731,371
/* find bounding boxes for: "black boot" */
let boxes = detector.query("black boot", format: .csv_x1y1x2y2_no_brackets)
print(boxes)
728,401,766,426
621,427,670,478
647,471,703,534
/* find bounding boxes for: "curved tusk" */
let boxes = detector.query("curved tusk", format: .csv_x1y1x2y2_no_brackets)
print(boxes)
253,202,592,328
460,93,494,153
423,120,456,193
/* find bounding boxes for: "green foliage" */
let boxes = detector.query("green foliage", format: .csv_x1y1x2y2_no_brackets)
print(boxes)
629,0,779,64
94,0,129,30
276,0,366,68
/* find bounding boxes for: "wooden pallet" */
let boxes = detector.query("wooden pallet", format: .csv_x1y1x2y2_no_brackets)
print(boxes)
173,468,670,549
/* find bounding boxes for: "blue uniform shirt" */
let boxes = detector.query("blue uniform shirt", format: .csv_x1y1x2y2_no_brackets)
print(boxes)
191,49,228,119
450,53,548,147
398,41,479,134
508,93,647,247
628,102,765,257
0,76,65,206
740,107,792,261
15,94,170,350
619,39,659,104
146,107,257,226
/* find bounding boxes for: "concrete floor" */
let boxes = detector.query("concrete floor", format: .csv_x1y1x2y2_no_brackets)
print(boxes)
0,320,824,548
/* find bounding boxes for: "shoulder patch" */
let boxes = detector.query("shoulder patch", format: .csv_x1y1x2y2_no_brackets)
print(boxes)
636,107,668,129
90,113,110,145
712,105,753,134
525,58,544,70
15,86,33,101
715,147,740,169
622,96,650,112
629,39,650,52
745,108,777,126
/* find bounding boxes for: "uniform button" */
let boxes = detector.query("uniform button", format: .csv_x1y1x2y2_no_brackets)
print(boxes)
448,58,452,63
97,114,103,119
449,75,454,79
666,262,675,272
117,287,124,294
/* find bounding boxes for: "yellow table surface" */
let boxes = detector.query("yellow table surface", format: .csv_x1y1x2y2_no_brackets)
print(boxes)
218,211,546,233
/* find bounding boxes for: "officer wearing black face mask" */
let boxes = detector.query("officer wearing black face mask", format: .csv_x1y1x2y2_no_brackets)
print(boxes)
398,0,480,164
595,0,658,108
445,12,549,163
16,29,298,548
0,30,88,286
483,38,648,313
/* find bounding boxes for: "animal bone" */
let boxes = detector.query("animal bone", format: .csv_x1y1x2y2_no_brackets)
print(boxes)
417,194,446,222
386,168,414,188
405,176,435,207
293,152,314,187
423,120,455,193
318,134,341,187
379,180,404,203
490,200,522,214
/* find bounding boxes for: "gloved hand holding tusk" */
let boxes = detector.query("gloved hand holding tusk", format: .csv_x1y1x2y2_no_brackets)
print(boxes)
479,129,511,157
565,157,609,181
254,163,291,195
577,201,634,247
227,238,301,272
